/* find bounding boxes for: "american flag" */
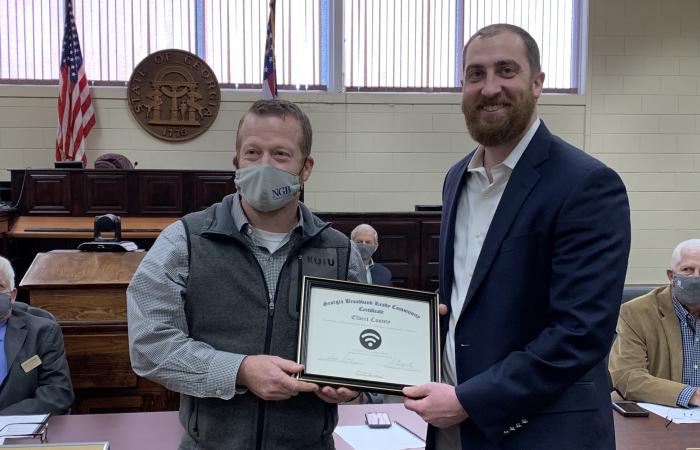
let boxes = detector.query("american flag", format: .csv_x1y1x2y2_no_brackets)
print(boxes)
56,0,95,164
262,0,277,100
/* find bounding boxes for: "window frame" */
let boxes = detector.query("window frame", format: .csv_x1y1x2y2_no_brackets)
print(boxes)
0,0,586,94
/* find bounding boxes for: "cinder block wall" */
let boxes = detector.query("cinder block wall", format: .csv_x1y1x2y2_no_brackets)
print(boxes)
0,88,583,211
588,0,700,283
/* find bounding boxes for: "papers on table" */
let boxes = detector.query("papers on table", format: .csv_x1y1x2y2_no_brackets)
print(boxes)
0,414,50,444
638,402,700,424
335,422,425,450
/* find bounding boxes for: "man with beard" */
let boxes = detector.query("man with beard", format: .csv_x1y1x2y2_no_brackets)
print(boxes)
609,239,700,407
403,24,631,449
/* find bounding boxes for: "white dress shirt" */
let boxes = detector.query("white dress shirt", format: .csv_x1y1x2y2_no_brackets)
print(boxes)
443,118,541,386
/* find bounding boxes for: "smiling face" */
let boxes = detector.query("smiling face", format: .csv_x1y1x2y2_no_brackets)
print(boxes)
461,30,544,148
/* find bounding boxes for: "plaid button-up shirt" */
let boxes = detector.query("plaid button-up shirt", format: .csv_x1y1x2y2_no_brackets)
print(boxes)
127,195,365,400
672,296,700,407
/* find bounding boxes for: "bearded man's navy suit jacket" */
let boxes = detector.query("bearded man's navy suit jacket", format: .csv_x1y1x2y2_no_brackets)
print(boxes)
436,123,631,449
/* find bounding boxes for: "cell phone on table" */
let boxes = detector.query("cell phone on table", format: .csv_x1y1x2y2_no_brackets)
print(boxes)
365,412,392,428
612,401,649,417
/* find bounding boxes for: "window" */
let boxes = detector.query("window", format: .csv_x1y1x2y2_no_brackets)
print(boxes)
463,0,579,93
344,0,458,91
344,0,580,92
204,0,324,88
0,0,323,88
0,0,581,93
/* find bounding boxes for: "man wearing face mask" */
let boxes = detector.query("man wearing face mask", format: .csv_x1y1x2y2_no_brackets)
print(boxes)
350,224,393,287
610,239,700,407
0,256,74,415
127,99,366,450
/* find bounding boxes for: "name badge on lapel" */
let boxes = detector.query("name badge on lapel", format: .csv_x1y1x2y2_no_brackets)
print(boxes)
21,355,42,373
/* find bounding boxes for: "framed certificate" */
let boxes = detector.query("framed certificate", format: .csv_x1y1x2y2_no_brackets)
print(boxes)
297,276,441,394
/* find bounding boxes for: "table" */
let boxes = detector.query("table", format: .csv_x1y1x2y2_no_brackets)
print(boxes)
3,405,424,450
613,411,700,449
4,405,699,449
7,216,177,239
336,404,427,449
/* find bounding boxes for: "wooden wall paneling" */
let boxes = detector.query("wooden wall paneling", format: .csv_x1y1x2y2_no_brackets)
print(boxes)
62,331,136,389
83,172,130,215
25,172,73,215
30,288,127,322
316,214,427,290
2,170,236,413
72,378,179,414
10,169,237,217
10,170,23,208
421,220,441,293
138,172,183,215
74,395,144,415
370,220,420,289
60,324,179,414
0,212,8,257
126,171,139,215
193,173,236,212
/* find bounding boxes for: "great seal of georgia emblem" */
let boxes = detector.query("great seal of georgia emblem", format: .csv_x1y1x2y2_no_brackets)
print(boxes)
127,49,220,142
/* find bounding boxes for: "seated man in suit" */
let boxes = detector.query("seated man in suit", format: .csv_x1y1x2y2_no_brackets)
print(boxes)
609,238,700,407
350,223,395,405
351,224,393,286
0,256,74,415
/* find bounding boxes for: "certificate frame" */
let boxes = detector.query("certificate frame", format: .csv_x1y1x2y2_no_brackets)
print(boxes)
296,276,440,394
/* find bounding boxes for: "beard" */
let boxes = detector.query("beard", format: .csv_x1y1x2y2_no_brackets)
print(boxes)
462,90,536,147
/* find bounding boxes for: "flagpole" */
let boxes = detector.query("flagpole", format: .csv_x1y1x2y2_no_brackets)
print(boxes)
56,0,95,165
262,0,278,99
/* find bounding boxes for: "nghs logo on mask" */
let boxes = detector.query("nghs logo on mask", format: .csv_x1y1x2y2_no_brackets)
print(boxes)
272,185,293,200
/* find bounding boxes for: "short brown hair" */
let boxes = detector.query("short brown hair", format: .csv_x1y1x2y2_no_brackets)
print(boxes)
463,24,541,76
235,99,313,158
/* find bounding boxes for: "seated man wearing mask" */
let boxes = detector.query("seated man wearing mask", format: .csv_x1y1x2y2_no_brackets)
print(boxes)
609,238,700,407
0,256,74,415
128,99,366,450
350,224,395,405
350,224,393,287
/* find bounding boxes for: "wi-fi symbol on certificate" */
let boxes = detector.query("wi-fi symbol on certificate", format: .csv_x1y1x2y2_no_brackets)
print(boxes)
359,329,383,350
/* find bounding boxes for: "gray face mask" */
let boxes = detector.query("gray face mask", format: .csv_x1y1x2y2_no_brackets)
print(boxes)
672,274,700,307
355,242,376,260
0,292,12,319
234,165,301,212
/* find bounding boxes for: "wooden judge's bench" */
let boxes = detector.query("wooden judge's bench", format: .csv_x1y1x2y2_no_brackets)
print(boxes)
1,168,441,414
19,251,175,414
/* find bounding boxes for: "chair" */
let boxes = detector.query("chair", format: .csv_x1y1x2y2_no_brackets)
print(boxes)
94,153,135,169
621,285,657,304
12,301,57,321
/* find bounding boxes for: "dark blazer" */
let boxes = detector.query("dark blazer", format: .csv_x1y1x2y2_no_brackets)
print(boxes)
436,123,631,449
370,262,393,286
0,305,74,415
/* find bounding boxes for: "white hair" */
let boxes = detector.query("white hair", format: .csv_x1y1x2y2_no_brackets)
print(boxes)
350,224,378,243
0,256,15,290
671,239,700,270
